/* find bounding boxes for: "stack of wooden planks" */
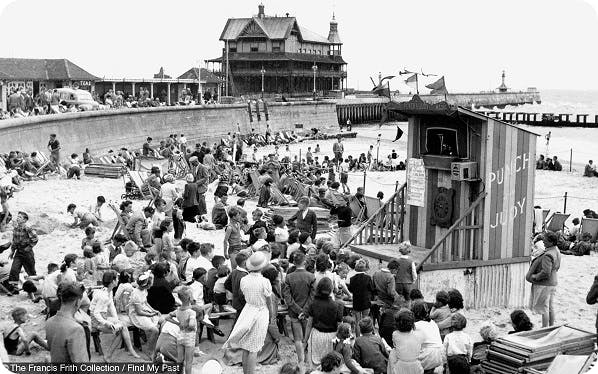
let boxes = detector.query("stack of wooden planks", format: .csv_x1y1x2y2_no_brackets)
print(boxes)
84,163,125,179
482,325,597,374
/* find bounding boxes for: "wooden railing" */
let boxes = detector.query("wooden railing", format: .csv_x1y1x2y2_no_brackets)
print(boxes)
417,192,487,271
340,183,407,249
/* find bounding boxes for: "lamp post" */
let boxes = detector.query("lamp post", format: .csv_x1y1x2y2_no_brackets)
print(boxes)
312,63,318,99
260,65,266,98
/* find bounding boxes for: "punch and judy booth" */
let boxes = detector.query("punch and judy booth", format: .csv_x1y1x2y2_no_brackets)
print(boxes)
349,96,538,308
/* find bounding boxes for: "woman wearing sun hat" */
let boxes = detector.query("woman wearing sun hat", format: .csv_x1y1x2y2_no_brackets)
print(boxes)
223,251,273,374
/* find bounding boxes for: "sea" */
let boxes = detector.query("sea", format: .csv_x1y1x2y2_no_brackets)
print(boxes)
489,89,598,116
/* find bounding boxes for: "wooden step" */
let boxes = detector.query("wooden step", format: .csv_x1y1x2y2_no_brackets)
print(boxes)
349,243,432,267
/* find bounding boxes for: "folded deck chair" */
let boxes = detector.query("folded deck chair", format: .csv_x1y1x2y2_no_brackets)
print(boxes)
107,203,126,241
581,217,598,240
545,212,570,232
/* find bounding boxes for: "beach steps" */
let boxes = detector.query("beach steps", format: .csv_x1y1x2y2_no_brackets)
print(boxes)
349,243,432,267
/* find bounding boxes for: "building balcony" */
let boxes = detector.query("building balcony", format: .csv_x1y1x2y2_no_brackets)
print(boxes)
230,68,346,78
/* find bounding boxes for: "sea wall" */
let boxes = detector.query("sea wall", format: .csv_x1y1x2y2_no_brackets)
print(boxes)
0,101,338,156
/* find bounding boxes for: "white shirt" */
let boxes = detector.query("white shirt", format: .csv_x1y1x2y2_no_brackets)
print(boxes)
189,280,204,306
41,270,60,298
112,253,131,272
274,226,289,243
443,330,473,358
185,256,213,281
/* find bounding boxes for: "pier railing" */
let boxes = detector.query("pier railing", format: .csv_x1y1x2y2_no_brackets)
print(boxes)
340,182,406,249
416,193,487,271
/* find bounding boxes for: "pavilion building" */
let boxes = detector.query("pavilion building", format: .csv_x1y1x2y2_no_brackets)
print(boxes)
207,4,347,98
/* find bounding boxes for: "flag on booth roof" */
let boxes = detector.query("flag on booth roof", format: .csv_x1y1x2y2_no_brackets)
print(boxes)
425,76,448,95
372,81,390,97
404,74,418,84
404,74,418,91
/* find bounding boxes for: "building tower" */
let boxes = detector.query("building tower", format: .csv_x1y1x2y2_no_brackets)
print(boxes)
498,70,508,93
327,13,342,56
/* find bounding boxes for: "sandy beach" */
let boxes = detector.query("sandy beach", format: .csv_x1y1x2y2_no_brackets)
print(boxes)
1,123,597,373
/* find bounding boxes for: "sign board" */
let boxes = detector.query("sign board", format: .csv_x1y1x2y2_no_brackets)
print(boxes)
406,157,426,207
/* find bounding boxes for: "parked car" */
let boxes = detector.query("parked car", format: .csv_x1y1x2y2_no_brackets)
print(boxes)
56,88,101,111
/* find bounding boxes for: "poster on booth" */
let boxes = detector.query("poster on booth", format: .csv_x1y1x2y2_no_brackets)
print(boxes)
406,158,426,207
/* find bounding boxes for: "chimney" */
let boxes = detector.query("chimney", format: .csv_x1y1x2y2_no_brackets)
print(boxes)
258,3,265,18
286,12,289,17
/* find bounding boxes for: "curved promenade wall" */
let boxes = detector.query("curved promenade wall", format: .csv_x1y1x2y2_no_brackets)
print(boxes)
0,101,337,156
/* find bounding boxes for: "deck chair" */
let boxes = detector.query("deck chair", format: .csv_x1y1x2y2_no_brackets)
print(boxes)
581,217,598,241
123,169,155,202
533,208,550,234
107,203,126,241
349,195,365,221
545,212,570,232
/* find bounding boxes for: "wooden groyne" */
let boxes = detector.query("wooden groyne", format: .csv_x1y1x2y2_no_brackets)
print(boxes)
478,111,598,127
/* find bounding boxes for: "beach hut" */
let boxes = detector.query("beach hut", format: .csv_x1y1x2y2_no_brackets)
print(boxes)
347,95,538,308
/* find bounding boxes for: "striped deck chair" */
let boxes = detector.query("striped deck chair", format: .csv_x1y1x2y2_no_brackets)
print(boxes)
270,185,290,206
581,218,598,241
107,203,126,241
349,195,365,222
545,212,570,233
33,151,52,177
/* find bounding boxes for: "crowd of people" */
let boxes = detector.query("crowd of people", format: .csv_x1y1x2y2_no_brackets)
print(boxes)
2,125,597,374
0,86,220,120
536,154,563,171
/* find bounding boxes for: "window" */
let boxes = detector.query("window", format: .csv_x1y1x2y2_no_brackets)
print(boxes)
228,42,237,53
272,41,281,52
250,43,259,52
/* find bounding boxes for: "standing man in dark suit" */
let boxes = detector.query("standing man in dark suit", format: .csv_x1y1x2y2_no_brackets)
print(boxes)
289,197,318,241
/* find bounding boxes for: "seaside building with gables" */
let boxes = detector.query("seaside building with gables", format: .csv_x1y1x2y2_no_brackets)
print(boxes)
207,4,347,98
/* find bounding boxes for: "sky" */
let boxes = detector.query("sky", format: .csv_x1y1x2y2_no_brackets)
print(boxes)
0,0,597,92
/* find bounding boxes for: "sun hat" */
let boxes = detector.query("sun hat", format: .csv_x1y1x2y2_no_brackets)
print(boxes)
189,156,198,163
164,174,175,182
137,272,153,288
246,251,269,271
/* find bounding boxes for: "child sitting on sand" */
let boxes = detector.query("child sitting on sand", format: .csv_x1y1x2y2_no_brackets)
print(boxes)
430,291,451,340
0,307,49,356
81,226,98,249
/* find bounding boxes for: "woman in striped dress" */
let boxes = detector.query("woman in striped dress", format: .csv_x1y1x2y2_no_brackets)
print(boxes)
223,252,273,374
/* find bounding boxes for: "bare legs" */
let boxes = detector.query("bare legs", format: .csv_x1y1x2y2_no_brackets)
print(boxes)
242,350,257,374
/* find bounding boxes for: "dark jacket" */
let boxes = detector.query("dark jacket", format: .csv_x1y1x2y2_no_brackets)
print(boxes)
182,182,200,208
527,247,561,286
349,272,375,311
147,277,176,314
289,209,318,240
282,268,315,318
224,267,248,311
354,333,389,374
586,275,598,328
372,269,399,307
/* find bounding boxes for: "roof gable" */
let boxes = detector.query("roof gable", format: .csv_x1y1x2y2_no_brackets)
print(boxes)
219,16,329,43
240,18,269,38
177,67,222,84
0,58,97,81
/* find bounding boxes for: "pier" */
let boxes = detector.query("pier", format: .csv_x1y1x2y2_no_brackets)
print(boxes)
334,90,541,125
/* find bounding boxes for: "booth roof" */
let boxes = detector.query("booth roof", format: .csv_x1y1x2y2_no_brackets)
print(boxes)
387,95,539,136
